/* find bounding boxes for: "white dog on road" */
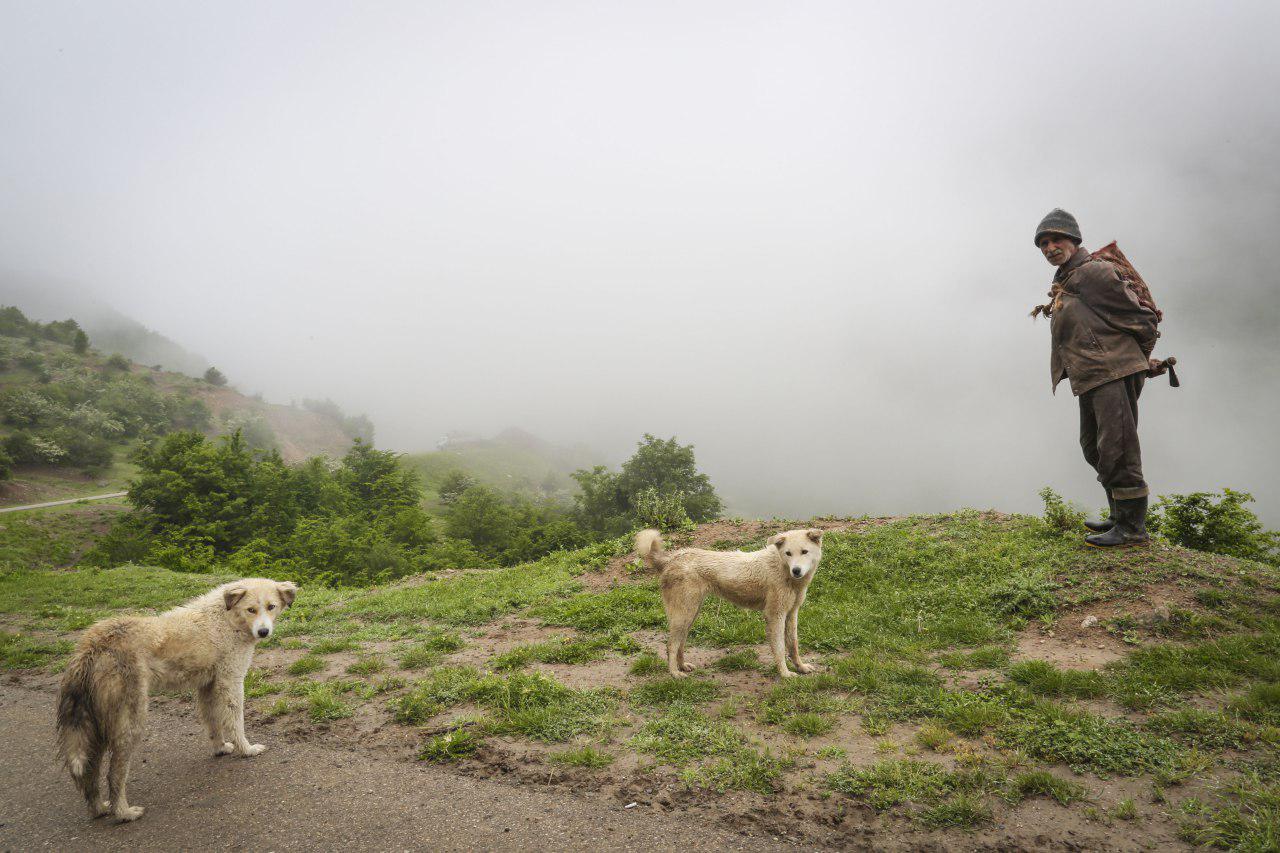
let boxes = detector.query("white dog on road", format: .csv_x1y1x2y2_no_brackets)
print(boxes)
56,577,297,822
635,528,823,679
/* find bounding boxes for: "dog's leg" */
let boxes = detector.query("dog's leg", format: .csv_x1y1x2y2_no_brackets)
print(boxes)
785,608,815,674
767,610,794,678
80,752,110,819
198,682,235,755
662,583,701,678
106,702,146,822
223,678,266,757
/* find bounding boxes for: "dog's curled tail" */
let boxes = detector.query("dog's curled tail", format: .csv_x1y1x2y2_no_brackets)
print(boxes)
634,529,668,572
56,651,104,792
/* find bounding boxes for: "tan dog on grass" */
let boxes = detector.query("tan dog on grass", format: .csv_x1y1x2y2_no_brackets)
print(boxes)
635,528,823,679
56,578,297,822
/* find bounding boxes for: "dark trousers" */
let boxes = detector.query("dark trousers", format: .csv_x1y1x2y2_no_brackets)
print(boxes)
1079,372,1148,500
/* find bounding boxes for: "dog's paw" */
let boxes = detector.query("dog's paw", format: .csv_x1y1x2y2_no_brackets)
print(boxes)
241,743,267,757
214,741,236,756
795,663,816,674
777,669,797,678
115,805,144,822
668,669,689,679
90,801,112,819
679,662,695,673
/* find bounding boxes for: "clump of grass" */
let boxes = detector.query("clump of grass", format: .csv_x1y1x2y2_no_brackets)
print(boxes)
681,748,787,794
713,649,760,672
1106,634,1280,710
306,684,352,722
391,666,488,724
629,652,667,676
549,746,614,769
828,759,990,810
243,667,280,698
783,712,835,738
630,677,720,708
1005,770,1088,805
815,745,847,760
419,728,482,762
919,792,993,828
399,632,465,670
1111,798,1137,820
1228,682,1280,726
938,646,1010,670
265,698,295,717
346,655,386,676
914,721,954,752
287,655,326,676
310,636,358,655
1009,660,1106,699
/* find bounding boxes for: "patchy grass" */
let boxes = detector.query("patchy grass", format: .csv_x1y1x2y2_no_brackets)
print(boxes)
937,646,1010,670
1008,660,1107,699
1178,774,1280,850
287,655,326,676
630,677,720,708
310,636,358,655
629,652,667,676
828,759,998,811
398,631,465,670
997,701,1185,775
419,728,482,762
712,649,760,672
346,656,386,676
0,630,72,669
783,712,835,738
490,632,638,670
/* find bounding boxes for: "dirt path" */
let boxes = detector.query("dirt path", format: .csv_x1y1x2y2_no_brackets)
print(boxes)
0,493,127,513
0,684,800,852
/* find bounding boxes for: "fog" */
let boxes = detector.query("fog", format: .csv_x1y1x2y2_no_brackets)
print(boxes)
3,1,1278,522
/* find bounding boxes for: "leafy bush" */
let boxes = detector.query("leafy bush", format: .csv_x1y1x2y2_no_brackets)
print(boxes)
633,487,694,532
1149,489,1279,565
203,366,227,386
1039,486,1086,534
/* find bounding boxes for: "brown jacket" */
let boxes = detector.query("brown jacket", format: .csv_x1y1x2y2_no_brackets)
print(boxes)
1049,247,1158,395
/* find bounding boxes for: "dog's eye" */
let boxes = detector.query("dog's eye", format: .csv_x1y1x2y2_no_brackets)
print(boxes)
247,607,258,614
801,549,808,555
267,603,275,610
785,551,792,556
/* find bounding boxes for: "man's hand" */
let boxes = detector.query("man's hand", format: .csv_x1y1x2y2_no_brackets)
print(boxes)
1147,358,1166,377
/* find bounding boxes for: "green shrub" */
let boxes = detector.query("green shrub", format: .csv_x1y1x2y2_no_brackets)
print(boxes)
1149,489,1280,565
419,728,481,762
1039,486,1086,534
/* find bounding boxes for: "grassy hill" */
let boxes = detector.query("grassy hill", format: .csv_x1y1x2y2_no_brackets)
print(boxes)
2,509,1277,849
0,306,362,506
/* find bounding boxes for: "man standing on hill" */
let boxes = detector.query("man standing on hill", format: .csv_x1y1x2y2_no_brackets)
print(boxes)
1033,209,1160,547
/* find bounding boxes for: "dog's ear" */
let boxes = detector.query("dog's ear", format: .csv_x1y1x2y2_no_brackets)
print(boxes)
771,534,786,550
806,529,823,545
223,587,247,610
276,581,298,608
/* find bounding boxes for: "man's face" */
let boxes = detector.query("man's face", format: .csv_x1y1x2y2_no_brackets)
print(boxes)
1038,233,1078,267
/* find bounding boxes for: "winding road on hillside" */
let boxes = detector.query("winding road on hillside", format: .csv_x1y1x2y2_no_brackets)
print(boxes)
0,493,127,513
0,684,800,852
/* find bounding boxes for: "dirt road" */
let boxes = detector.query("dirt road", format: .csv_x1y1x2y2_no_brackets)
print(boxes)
0,684,800,852
0,493,127,513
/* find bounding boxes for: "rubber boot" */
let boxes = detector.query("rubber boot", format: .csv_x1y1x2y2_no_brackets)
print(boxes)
1083,491,1116,533
1085,496,1149,548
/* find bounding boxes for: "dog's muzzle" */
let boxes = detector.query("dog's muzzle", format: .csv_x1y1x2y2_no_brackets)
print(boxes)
791,567,804,578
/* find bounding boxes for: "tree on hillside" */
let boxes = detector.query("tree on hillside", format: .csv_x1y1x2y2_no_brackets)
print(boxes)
73,329,89,354
203,366,227,386
572,434,723,535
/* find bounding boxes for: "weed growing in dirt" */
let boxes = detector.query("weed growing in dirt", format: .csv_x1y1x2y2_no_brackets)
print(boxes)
346,656,386,676
783,712,835,738
1005,770,1088,805
712,649,760,671
419,728,481,762
1106,632,1280,710
914,721,954,752
1144,709,1273,750
549,746,614,769
828,759,997,811
398,631,465,669
243,667,279,698
391,666,489,724
310,636,358,655
1111,798,1137,820
305,684,353,722
629,652,666,676
997,701,1185,775
919,792,994,829
630,704,748,764
1229,682,1280,726
287,655,325,676
682,748,787,794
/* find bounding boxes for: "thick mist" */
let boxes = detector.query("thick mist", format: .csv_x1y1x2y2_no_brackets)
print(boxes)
2,1,1278,522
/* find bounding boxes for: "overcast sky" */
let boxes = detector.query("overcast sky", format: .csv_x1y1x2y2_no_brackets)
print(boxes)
3,0,1278,522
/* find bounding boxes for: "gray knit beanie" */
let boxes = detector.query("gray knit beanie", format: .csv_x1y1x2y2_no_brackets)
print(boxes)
1034,208,1082,246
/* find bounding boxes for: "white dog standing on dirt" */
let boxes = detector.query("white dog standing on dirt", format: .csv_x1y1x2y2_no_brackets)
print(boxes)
635,528,823,679
56,577,297,822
